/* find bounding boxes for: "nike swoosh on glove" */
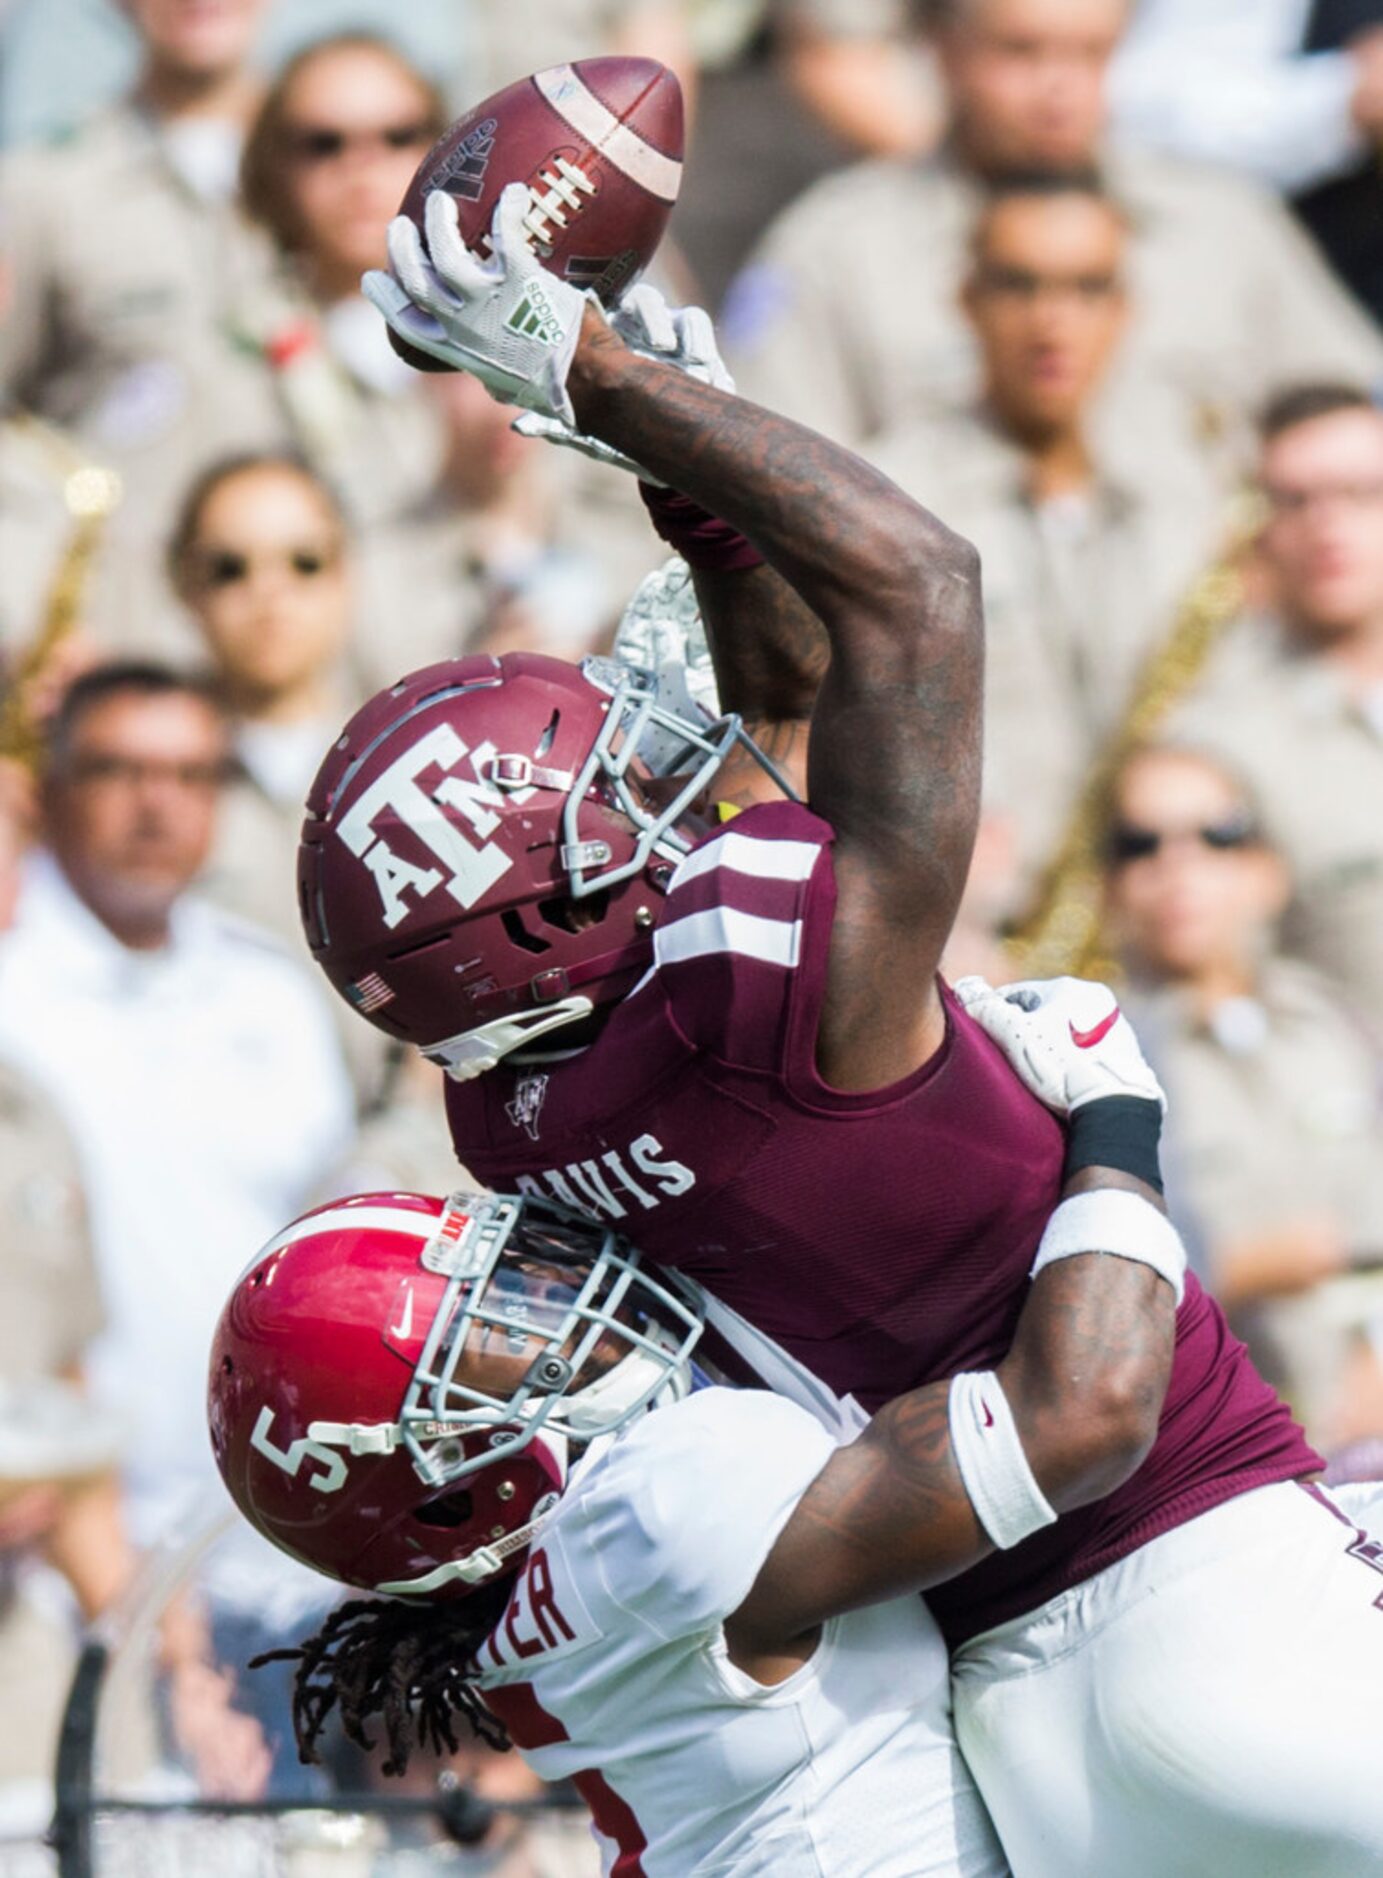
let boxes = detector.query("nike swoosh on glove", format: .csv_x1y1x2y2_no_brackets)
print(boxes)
953,974,1166,1115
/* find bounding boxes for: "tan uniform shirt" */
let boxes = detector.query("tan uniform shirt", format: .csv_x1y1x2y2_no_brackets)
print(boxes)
1128,964,1383,1439
1172,624,1383,1049
0,115,286,485
224,270,450,528
724,146,1383,449
0,106,291,661
0,1061,101,1385
867,399,1228,885
0,416,88,660
353,448,661,693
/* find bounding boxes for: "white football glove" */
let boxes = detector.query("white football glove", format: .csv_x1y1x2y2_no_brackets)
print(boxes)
362,186,593,423
615,282,736,393
512,281,734,476
954,975,1166,1115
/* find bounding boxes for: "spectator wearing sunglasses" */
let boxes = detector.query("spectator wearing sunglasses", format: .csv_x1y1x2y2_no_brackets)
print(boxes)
235,33,662,679
0,0,291,661
167,452,353,935
1104,740,1383,1455
234,35,452,544
1173,382,1383,1051
166,451,411,1112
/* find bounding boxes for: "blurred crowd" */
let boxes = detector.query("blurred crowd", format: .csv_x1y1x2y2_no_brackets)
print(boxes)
2,0,1383,1868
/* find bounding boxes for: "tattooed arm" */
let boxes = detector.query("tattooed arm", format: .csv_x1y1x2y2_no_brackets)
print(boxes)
722,1167,1175,1667
568,310,982,1088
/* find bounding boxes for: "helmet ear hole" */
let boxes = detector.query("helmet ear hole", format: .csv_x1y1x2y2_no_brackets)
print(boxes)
539,892,609,936
535,710,559,759
416,1490,475,1529
501,909,552,955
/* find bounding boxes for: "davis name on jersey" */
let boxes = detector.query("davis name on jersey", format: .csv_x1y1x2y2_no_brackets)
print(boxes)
513,1133,696,1217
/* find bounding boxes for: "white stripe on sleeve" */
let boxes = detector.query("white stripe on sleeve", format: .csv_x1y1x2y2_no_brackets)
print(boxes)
654,905,801,969
670,830,821,893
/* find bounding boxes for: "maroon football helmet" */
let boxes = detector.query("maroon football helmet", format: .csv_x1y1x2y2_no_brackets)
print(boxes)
208,1189,704,1599
299,651,773,1079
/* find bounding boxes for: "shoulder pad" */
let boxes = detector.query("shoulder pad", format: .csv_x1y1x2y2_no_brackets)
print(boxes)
567,1390,836,1642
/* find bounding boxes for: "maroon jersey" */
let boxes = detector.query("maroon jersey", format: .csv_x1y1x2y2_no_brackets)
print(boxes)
448,802,1319,1642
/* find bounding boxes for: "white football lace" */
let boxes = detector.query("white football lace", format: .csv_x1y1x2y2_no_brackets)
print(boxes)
521,158,597,248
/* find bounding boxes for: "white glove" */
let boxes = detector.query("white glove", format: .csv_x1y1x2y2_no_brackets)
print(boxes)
613,283,735,393
512,281,734,476
954,976,1166,1115
362,186,592,423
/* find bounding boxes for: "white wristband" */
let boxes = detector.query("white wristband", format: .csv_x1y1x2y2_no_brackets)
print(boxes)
948,1370,1057,1552
1032,1191,1186,1305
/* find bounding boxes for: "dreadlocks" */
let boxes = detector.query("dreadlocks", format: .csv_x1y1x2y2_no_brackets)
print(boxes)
251,1578,514,1774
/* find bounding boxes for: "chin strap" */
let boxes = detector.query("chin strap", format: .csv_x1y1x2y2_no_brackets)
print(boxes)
423,997,594,1081
374,1500,558,1596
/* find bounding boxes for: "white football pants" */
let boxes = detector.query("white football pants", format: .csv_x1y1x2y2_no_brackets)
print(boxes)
952,1480,1383,1877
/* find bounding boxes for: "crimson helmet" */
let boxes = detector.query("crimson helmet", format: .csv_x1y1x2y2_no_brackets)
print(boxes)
298,650,785,1080
208,1189,704,1599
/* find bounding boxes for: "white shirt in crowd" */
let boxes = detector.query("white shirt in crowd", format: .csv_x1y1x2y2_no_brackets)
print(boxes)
1112,0,1368,194
0,853,354,1551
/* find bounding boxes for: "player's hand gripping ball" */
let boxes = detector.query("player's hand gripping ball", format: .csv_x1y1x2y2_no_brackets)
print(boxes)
368,188,594,421
387,57,684,373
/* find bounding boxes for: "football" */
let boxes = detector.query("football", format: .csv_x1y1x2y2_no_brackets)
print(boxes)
390,57,684,370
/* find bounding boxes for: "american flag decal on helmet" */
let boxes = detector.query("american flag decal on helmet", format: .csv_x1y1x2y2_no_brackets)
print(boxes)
347,971,396,1014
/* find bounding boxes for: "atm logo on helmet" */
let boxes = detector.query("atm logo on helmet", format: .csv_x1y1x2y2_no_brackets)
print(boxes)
336,724,535,929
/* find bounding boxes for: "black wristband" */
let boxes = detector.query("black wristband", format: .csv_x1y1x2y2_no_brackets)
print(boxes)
1063,1096,1164,1194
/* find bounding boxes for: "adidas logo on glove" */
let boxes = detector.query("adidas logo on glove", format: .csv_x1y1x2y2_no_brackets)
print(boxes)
506,282,566,346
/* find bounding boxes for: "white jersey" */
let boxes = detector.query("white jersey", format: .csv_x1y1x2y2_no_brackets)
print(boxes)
474,1389,1007,1878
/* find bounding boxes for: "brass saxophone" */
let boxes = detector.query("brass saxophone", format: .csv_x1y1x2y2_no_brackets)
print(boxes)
1003,492,1262,982
0,416,122,767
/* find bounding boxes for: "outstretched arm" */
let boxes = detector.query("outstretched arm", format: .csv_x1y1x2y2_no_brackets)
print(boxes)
566,310,983,1086
364,198,981,1089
